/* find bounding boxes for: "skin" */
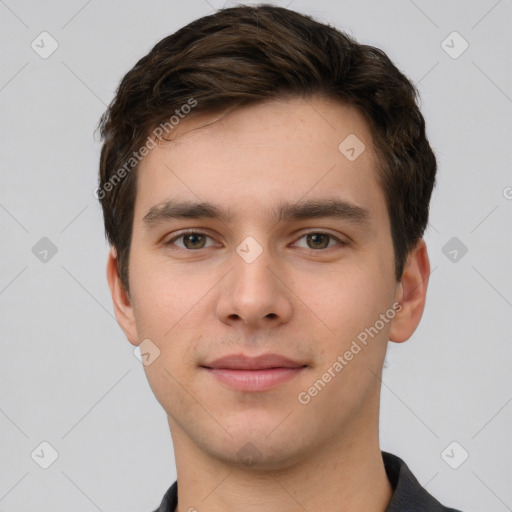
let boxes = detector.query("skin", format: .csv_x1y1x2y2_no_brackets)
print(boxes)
107,95,430,512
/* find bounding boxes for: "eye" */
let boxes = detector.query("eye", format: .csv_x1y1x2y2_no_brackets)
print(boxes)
166,232,217,250
294,232,346,250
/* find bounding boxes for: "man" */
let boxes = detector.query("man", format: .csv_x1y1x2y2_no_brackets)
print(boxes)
97,4,461,511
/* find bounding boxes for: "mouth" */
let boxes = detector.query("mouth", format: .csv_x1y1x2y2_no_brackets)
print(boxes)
200,353,308,392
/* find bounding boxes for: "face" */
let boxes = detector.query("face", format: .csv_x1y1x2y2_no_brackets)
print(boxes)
108,96,428,471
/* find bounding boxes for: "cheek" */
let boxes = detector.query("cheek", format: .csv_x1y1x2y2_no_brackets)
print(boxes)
130,257,207,410
129,252,214,383
295,264,386,340
129,250,199,338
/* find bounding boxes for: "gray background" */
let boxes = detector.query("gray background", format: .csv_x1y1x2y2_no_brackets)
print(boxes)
1,0,511,510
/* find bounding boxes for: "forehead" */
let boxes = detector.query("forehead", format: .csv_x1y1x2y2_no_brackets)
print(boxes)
134,96,387,227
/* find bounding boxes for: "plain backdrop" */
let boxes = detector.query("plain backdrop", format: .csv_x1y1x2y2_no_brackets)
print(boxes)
1,0,511,511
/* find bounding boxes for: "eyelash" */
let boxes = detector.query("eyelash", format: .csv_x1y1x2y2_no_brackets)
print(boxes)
164,230,349,251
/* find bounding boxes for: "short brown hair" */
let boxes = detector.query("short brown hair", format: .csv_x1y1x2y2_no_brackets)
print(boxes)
98,4,437,291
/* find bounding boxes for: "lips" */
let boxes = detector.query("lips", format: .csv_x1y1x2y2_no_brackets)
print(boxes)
203,353,307,370
201,353,308,392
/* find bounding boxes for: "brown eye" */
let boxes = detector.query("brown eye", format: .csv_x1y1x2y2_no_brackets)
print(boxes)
182,233,207,249
306,233,330,249
165,231,219,251
293,232,347,251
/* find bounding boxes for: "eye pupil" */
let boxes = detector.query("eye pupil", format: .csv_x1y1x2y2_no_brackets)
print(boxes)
184,233,205,249
307,233,329,249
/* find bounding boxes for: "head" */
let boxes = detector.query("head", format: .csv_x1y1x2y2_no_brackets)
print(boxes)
100,5,435,470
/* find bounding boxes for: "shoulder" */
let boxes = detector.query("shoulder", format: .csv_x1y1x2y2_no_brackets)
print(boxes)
383,451,463,512
151,480,178,512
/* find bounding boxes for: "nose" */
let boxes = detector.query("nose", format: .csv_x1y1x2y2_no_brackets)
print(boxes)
215,247,293,330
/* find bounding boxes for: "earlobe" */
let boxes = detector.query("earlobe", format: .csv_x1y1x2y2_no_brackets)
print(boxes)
106,247,139,346
388,239,431,343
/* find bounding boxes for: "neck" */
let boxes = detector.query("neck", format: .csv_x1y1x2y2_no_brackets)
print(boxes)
169,415,393,512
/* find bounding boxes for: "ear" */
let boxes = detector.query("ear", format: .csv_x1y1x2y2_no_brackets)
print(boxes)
389,238,431,343
106,246,139,346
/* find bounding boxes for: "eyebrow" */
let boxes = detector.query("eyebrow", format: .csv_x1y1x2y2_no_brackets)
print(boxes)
143,201,234,226
142,198,371,229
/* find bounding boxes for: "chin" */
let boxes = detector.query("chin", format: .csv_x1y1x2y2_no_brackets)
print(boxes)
198,424,315,473
211,442,305,473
